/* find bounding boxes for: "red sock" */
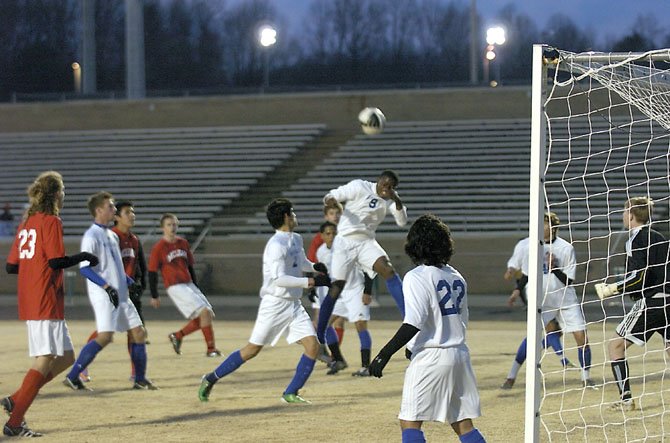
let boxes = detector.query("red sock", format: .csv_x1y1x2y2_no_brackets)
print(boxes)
87,330,98,343
8,369,45,427
175,318,201,340
335,327,345,345
39,371,54,389
201,325,216,351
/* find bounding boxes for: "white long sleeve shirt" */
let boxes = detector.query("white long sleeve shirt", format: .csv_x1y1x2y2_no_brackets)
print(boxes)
259,230,315,300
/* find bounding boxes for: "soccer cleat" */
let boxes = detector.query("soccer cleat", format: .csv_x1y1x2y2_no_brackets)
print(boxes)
316,344,332,365
79,368,91,383
198,375,214,402
168,333,182,355
281,393,311,404
351,367,370,377
0,397,13,416
326,360,348,375
132,379,159,390
562,359,576,368
500,378,515,390
63,377,93,391
583,379,599,390
3,423,42,438
206,349,222,358
608,399,636,412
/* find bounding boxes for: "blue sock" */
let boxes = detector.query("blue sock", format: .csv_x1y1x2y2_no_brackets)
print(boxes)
358,329,371,350
545,332,565,358
326,326,339,346
317,295,336,342
283,354,315,395
401,428,425,443
130,343,147,382
206,350,245,384
459,428,486,443
578,345,591,370
67,340,103,381
515,338,527,364
385,273,405,317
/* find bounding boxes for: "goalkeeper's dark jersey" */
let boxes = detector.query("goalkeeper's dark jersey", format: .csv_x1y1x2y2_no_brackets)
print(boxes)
619,226,670,300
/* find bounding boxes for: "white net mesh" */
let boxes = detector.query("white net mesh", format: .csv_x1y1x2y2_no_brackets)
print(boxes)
538,48,670,441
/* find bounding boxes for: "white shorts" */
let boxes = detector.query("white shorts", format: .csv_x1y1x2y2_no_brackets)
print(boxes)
166,283,214,319
249,296,316,346
331,235,385,281
399,346,481,424
332,280,370,323
542,303,586,333
26,320,74,357
90,293,143,333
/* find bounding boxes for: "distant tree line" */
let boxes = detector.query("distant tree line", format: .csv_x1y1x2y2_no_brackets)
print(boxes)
0,0,668,100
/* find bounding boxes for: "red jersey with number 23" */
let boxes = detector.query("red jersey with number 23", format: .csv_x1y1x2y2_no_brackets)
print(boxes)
7,213,66,320
148,237,194,288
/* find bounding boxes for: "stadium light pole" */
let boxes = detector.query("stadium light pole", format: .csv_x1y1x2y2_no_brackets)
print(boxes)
72,62,82,94
258,25,277,90
485,26,506,87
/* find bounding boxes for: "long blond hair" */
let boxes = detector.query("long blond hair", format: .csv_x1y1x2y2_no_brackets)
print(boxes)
25,171,64,218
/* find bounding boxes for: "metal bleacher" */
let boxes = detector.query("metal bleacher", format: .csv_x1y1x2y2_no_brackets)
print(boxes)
231,117,670,237
0,124,326,237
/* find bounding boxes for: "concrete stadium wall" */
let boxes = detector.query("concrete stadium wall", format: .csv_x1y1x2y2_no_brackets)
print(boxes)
0,86,532,133
0,234,612,297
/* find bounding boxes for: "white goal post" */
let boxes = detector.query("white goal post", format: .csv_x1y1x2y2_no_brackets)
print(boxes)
527,44,670,442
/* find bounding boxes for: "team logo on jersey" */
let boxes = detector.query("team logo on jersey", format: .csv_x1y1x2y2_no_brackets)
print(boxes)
121,248,135,258
167,249,188,262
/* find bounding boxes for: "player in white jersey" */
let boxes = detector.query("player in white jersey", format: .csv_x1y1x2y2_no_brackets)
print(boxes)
315,221,374,376
368,214,486,443
316,170,407,345
198,198,331,404
501,213,595,390
63,192,155,391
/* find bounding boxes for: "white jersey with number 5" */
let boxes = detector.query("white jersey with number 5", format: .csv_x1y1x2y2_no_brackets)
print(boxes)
403,264,469,353
324,179,407,238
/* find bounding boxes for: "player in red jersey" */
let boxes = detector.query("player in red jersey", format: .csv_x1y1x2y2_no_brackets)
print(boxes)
2,171,98,437
80,201,147,382
149,213,220,356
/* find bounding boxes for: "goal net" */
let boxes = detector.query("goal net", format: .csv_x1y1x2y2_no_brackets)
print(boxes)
527,46,670,442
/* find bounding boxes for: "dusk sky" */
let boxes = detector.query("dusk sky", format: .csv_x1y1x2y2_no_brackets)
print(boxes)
264,0,670,45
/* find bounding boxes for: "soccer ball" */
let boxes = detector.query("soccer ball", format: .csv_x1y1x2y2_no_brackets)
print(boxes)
358,107,386,135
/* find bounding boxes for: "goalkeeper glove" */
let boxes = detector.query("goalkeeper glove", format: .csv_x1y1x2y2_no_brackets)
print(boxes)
105,286,119,308
313,274,331,287
307,287,318,303
368,352,391,378
595,282,619,300
313,262,328,274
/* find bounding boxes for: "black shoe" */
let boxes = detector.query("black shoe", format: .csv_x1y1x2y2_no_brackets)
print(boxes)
3,423,42,437
168,333,182,355
132,379,159,390
63,377,93,391
0,397,13,415
326,360,348,375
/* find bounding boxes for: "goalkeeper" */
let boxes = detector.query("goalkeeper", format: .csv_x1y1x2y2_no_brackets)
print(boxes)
595,197,670,412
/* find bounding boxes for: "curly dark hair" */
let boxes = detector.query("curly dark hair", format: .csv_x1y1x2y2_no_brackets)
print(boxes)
266,198,293,229
404,214,454,266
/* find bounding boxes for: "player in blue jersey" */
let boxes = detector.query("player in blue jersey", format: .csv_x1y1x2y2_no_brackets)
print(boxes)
368,214,486,443
198,198,331,404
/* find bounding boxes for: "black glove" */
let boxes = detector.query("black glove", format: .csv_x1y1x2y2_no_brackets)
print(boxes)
129,281,143,302
307,287,318,303
75,252,99,267
405,348,412,361
105,286,119,308
313,274,331,287
313,262,328,274
368,352,391,378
